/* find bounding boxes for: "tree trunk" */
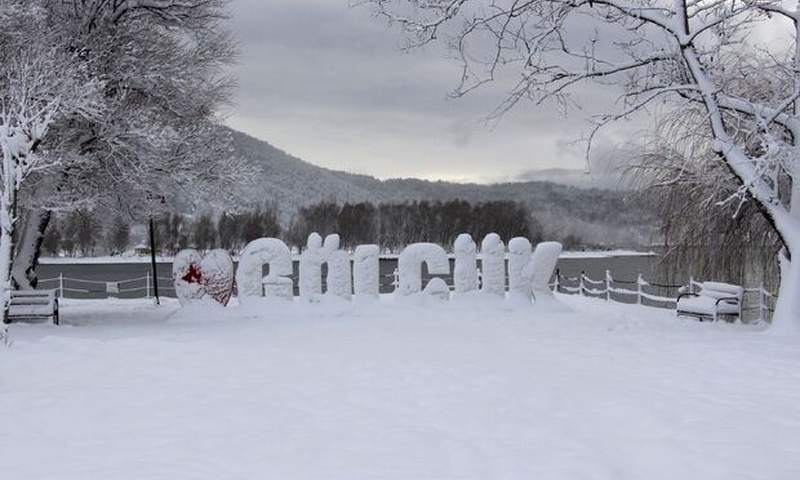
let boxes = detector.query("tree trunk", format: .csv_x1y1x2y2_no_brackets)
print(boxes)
774,17,800,334
770,248,800,334
12,208,51,290
1,186,17,324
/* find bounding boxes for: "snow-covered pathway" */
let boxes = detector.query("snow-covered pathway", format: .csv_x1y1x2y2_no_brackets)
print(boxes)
2,296,799,479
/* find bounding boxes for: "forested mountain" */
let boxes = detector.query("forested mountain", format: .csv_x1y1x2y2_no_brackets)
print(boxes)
229,130,654,247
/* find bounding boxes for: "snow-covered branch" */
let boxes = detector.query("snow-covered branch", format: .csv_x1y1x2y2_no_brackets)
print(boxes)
361,0,800,328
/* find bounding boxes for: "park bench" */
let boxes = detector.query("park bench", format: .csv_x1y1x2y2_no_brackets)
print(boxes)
6,290,60,325
676,281,743,322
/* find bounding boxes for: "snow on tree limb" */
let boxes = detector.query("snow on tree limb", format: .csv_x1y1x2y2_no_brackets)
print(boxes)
361,0,800,329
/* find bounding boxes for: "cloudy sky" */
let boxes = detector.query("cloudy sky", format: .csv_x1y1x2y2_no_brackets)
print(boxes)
223,0,641,184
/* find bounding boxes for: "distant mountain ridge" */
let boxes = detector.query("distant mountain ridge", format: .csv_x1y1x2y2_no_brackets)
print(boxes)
229,129,653,247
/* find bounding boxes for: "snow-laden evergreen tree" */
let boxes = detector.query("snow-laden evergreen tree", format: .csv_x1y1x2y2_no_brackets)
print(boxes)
362,0,800,332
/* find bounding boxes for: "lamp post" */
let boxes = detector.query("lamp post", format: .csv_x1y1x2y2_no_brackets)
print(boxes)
147,194,165,306
149,215,160,305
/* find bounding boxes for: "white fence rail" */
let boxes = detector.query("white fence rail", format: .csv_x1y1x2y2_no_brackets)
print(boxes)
35,268,776,322
37,272,176,299
552,269,776,323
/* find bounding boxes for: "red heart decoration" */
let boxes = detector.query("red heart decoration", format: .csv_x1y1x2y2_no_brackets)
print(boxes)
173,249,234,306
200,249,235,306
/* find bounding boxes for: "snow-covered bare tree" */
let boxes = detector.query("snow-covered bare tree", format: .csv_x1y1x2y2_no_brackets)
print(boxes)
0,4,101,326
10,0,246,290
361,0,800,332
626,110,782,290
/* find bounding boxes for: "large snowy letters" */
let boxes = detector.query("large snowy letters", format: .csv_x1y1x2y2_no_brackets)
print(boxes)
353,244,379,299
508,237,533,302
326,250,352,300
235,238,292,304
300,233,343,301
480,234,505,296
522,241,563,307
522,242,565,310
299,233,325,300
174,234,564,309
453,234,478,294
396,243,449,296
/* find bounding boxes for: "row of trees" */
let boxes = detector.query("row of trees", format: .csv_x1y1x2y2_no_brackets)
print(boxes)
286,200,543,251
40,200,547,256
42,211,128,257
160,209,282,255
40,208,281,257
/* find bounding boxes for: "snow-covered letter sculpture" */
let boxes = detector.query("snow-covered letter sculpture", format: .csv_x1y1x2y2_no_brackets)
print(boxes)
397,243,449,296
236,238,292,304
200,249,235,306
508,237,533,302
353,244,379,299
299,233,341,301
522,242,564,308
326,250,352,300
299,233,324,300
423,277,450,301
453,233,478,294
480,233,505,296
173,249,204,306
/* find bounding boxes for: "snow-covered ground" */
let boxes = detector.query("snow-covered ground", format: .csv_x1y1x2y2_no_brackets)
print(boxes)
2,295,798,479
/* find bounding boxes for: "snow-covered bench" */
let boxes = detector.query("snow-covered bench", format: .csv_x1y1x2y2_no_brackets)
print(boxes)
7,290,60,325
676,282,743,322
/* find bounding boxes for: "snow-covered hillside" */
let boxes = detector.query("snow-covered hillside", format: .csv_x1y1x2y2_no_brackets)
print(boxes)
2,295,798,479
228,130,652,244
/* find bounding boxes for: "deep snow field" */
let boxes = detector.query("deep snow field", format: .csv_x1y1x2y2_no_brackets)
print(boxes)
2,294,799,479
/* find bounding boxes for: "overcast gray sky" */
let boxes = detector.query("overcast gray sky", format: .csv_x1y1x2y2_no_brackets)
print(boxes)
223,0,640,183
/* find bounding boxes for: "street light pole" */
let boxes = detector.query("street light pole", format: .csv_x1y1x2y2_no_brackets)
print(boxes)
149,216,160,305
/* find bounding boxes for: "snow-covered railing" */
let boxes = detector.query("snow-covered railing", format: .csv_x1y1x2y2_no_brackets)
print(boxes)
552,270,776,323
35,269,410,300
34,265,776,322
742,286,775,324
37,272,176,299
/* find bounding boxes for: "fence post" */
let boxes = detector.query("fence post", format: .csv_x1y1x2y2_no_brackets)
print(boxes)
553,268,560,293
579,271,586,297
605,270,611,302
392,268,399,292
146,271,151,300
637,274,644,305
59,273,64,298
689,276,695,294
